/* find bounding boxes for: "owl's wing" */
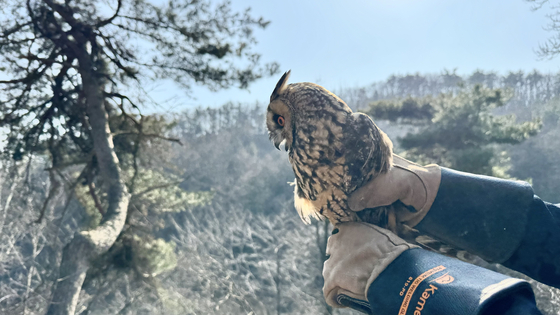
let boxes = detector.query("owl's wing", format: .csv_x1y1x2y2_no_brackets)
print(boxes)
342,113,393,194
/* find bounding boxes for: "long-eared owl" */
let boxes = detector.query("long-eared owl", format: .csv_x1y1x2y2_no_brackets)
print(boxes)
266,71,397,228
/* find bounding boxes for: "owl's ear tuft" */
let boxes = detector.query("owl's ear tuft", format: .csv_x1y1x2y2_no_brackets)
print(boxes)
270,70,291,102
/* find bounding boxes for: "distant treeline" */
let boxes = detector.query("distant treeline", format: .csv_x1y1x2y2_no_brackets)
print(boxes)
338,70,560,117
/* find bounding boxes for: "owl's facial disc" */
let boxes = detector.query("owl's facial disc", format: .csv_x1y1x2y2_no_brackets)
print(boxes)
266,100,293,152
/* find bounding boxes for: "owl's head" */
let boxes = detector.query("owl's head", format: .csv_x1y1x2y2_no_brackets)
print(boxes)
266,70,352,152
266,70,293,151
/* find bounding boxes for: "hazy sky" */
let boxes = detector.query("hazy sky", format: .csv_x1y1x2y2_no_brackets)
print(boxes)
150,0,560,112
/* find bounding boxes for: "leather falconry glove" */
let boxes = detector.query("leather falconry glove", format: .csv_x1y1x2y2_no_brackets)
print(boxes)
348,155,441,228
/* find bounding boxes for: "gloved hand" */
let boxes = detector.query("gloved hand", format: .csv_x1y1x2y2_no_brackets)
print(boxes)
348,155,441,227
322,222,418,311
322,222,539,315
348,154,535,264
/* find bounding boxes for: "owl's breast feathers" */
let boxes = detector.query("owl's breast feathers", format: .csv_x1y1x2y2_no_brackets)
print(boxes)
291,107,393,224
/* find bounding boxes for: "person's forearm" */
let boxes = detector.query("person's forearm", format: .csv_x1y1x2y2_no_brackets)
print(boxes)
481,293,542,315
415,167,534,263
502,199,560,288
415,167,560,289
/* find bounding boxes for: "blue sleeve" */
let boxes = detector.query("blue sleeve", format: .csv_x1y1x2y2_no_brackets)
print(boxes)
413,167,560,289
361,248,540,315
415,167,534,263
502,199,560,289
481,292,542,315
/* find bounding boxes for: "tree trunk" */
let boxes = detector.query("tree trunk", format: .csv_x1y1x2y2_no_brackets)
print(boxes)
46,59,130,315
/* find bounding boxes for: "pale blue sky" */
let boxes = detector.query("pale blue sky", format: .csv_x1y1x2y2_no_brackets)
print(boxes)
150,0,560,112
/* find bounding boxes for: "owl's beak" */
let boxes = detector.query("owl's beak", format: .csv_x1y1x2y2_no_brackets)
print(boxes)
270,131,290,152
275,139,287,151
282,139,290,152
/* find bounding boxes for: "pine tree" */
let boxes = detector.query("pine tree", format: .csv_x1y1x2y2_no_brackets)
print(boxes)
0,1,277,313
364,85,542,176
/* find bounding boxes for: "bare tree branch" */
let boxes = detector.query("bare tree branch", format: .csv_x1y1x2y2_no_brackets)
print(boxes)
113,132,182,145
87,176,105,217
131,180,183,199
96,0,123,28
35,170,60,223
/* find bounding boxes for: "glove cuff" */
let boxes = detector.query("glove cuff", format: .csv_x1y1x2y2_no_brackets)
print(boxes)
367,248,535,315
392,155,442,227
415,167,534,263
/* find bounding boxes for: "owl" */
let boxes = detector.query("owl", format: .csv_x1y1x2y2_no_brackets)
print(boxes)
266,70,404,232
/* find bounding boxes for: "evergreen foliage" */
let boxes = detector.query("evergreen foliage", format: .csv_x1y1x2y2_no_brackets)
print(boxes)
365,85,542,176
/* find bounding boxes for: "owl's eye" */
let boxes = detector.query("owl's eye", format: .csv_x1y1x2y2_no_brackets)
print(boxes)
275,115,285,127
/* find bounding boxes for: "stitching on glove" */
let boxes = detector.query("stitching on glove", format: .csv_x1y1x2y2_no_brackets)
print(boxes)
393,164,428,212
359,222,412,248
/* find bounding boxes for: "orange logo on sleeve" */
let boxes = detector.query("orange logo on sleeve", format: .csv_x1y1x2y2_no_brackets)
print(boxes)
432,272,455,284
398,266,456,314
398,265,446,315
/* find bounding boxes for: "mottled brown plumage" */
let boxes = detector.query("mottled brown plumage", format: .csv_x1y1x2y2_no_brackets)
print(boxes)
266,71,401,231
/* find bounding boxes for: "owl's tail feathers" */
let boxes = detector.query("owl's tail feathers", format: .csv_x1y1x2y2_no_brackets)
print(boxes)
294,194,322,225
292,180,324,224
